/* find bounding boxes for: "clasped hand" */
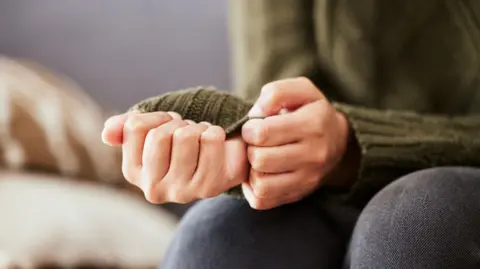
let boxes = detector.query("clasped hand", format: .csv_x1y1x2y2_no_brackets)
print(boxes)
102,77,351,210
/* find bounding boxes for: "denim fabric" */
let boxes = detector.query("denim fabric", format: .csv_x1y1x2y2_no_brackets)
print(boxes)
346,167,480,269
160,167,480,269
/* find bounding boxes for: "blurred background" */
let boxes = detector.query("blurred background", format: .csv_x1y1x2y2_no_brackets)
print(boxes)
0,0,231,268
0,0,232,111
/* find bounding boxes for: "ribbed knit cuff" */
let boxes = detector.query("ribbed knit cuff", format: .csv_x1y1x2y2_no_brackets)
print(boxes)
331,102,480,207
130,86,254,136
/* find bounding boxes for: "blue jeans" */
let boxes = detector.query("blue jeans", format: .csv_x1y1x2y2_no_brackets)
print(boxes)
160,167,480,269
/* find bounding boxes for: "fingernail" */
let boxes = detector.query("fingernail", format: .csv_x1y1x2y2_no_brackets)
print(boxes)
101,130,112,146
168,111,182,120
242,127,255,142
242,120,262,143
124,117,143,130
248,104,267,117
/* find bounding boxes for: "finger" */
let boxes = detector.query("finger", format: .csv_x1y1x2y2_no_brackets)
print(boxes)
121,112,174,183
122,112,174,168
190,125,227,198
199,121,213,126
243,99,330,146
248,77,325,117
102,113,130,146
248,142,317,173
241,182,300,210
241,115,305,146
167,123,209,183
140,119,187,194
247,169,304,199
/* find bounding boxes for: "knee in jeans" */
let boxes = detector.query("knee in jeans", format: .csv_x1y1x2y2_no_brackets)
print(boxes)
172,197,248,250
367,167,480,215
348,167,480,267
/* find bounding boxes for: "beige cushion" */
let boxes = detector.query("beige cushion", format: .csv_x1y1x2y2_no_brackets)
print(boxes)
0,170,178,268
0,56,129,189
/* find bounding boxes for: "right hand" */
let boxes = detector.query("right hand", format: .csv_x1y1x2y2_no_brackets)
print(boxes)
101,111,249,204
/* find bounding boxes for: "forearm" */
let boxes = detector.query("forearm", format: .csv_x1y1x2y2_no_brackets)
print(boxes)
333,103,480,207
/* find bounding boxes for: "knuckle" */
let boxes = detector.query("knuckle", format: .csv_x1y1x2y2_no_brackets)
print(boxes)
170,119,188,128
173,127,195,142
201,126,226,143
144,194,162,204
199,121,213,127
149,127,171,142
140,172,163,204
313,149,328,165
143,186,162,204
154,112,174,124
124,114,147,133
166,188,191,204
121,163,137,184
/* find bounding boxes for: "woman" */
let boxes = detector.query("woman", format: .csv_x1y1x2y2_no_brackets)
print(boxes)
102,1,480,268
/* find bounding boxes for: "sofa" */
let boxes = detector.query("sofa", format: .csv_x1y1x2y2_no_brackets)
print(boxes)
0,1,230,267
0,57,178,268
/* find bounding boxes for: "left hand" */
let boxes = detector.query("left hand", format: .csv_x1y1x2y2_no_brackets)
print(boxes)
241,77,352,210
101,111,249,204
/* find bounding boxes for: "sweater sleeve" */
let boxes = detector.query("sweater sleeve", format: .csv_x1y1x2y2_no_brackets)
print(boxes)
332,102,480,207
229,0,332,101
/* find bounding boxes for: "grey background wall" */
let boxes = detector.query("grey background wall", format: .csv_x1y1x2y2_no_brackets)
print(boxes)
0,0,231,111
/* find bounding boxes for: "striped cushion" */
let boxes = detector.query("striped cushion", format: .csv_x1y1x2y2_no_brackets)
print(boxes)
0,56,130,190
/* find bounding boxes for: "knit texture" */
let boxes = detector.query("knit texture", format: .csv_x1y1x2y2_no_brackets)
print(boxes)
129,87,255,197
333,103,480,206
128,87,480,206
229,0,480,207
128,0,480,207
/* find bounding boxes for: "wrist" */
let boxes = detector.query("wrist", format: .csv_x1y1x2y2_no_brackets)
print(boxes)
324,111,361,189
336,110,351,151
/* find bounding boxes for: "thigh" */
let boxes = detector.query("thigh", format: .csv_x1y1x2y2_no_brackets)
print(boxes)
347,167,480,269
161,195,349,269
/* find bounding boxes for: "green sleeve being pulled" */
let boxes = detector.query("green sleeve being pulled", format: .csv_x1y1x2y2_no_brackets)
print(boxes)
128,87,254,197
129,87,480,207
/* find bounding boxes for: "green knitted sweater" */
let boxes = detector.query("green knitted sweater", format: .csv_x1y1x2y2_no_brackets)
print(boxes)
129,86,480,207
129,0,480,208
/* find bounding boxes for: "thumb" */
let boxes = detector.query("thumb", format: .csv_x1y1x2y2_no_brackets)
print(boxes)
101,113,130,146
248,77,325,117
